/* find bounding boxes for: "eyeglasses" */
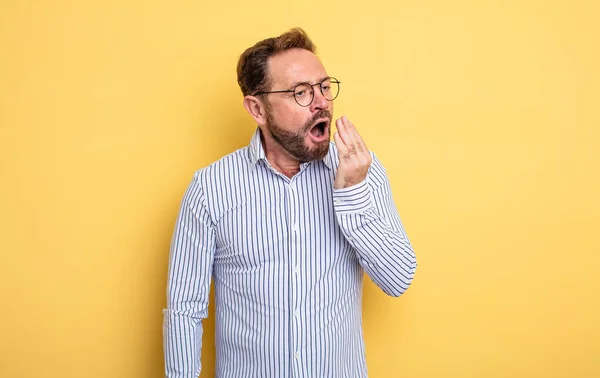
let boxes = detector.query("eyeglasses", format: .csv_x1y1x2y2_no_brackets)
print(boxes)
252,77,341,107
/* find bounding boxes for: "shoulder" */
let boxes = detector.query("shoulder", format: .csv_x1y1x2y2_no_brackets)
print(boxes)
191,146,251,188
185,147,252,221
367,151,390,189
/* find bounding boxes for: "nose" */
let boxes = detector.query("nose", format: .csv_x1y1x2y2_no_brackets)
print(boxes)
310,85,329,111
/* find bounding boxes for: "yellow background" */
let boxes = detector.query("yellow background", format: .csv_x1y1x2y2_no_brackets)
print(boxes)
1,0,598,377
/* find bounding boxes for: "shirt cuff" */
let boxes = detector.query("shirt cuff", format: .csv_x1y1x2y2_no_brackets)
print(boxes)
332,179,373,215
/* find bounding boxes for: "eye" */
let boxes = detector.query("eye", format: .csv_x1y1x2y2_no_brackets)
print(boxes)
321,85,331,92
295,90,306,98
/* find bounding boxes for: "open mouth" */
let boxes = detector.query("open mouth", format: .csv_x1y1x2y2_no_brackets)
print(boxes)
309,119,330,140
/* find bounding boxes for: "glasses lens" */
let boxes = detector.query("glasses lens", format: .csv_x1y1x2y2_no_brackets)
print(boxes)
294,83,313,107
293,78,340,106
321,78,339,101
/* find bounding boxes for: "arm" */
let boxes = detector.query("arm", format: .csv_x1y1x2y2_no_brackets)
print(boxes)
333,157,417,296
332,116,417,296
163,173,215,378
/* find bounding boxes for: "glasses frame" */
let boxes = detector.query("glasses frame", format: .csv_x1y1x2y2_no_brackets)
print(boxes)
252,77,341,107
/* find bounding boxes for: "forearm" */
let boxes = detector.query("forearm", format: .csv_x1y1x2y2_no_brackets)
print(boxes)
164,225,211,378
163,309,204,378
334,168,417,297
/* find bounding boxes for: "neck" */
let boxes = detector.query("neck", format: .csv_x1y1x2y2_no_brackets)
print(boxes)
260,129,301,179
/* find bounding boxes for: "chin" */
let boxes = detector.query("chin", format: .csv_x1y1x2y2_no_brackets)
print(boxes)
309,139,330,161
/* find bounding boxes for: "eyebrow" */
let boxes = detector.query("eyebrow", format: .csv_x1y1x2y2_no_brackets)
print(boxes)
287,76,330,90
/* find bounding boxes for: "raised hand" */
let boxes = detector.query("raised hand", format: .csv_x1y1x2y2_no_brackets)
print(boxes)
333,116,373,189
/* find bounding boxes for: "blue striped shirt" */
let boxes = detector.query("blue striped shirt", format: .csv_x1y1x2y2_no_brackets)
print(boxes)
163,128,417,378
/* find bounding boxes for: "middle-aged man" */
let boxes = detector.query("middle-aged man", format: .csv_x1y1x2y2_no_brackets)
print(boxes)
164,27,418,378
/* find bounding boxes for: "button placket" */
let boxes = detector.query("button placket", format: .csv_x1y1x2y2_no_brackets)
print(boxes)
288,180,301,372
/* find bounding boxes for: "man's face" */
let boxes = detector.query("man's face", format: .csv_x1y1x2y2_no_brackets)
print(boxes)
262,48,333,162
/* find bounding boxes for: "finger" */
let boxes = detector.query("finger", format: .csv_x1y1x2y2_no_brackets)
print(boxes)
341,116,357,145
339,117,358,155
333,131,350,160
353,128,369,154
335,118,350,147
344,117,369,154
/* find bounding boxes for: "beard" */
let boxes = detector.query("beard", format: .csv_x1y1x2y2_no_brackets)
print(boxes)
265,109,332,163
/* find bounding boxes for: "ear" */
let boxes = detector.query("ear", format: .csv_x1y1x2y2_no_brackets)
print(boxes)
243,96,268,125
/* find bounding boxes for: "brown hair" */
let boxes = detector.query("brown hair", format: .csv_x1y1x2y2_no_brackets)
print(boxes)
236,27,316,97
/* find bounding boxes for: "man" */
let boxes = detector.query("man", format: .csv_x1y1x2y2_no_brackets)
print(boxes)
163,28,417,378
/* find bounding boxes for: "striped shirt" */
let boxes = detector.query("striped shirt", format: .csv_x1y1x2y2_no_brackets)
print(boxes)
163,128,417,378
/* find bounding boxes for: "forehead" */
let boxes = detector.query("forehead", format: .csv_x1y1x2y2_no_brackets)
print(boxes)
267,48,327,88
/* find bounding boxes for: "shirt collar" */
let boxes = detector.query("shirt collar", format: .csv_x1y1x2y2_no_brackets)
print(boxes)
247,126,334,171
248,127,265,166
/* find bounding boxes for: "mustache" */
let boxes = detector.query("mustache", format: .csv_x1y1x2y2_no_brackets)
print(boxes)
304,110,332,131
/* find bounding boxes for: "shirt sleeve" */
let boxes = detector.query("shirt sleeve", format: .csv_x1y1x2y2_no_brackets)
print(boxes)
332,154,417,297
163,173,216,378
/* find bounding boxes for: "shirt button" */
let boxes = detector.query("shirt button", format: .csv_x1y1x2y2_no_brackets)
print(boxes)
294,352,300,359
293,224,298,232
294,266,299,274
294,310,299,317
